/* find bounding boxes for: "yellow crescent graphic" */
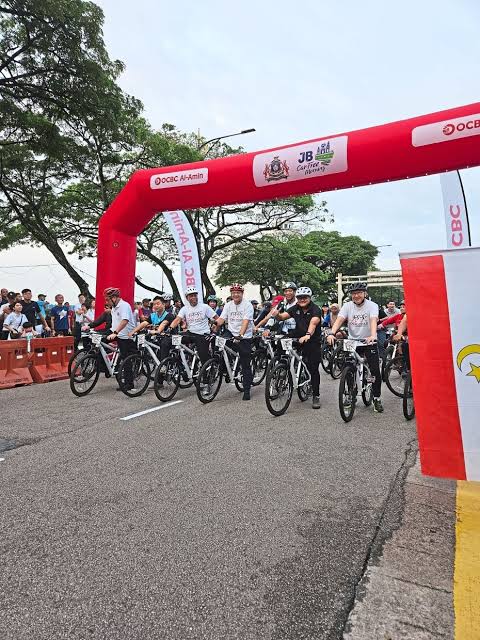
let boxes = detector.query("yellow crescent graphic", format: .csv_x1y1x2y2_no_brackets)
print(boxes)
457,344,480,369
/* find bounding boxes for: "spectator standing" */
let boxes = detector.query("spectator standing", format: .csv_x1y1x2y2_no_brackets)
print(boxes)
1,288,8,305
138,299,152,323
86,299,95,322
49,294,71,336
73,294,88,348
3,302,28,338
36,294,48,319
20,289,49,335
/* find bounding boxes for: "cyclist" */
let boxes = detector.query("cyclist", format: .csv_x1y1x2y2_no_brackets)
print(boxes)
160,293,175,316
104,287,137,390
207,294,221,316
271,286,322,409
168,287,217,364
214,283,254,401
327,282,384,413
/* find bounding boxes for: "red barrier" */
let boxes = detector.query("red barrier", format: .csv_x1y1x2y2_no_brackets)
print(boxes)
0,339,33,389
29,337,74,384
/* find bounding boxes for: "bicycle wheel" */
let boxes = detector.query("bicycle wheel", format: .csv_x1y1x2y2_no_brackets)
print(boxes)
196,357,223,403
69,352,100,397
339,365,357,422
403,371,415,420
321,344,332,373
361,367,373,406
153,356,180,402
68,348,87,377
331,344,344,380
265,362,293,416
179,351,198,389
252,349,268,386
297,362,312,402
381,345,394,381
118,353,151,397
384,359,406,398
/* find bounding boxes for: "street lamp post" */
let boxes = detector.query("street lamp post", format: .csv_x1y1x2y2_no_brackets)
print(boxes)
198,128,256,156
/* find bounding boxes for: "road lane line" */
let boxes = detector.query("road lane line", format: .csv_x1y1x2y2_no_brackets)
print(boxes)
454,480,480,639
120,400,183,421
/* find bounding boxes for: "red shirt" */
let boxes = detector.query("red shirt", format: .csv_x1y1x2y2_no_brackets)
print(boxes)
379,313,403,328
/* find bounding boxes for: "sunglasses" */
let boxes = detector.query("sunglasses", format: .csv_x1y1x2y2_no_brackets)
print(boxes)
296,296,309,300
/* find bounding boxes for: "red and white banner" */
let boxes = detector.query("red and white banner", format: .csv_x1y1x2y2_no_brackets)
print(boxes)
163,210,203,303
400,247,480,480
440,171,471,249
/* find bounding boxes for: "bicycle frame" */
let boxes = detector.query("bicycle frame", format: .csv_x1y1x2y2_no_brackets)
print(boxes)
342,339,374,392
171,335,199,381
275,337,311,390
214,336,241,382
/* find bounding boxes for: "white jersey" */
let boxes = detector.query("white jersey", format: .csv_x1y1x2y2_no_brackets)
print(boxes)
339,299,379,341
221,300,254,338
177,302,215,335
111,299,136,339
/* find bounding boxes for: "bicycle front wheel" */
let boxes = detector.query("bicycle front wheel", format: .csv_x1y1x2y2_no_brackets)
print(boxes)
331,344,344,380
265,362,293,416
252,349,268,386
321,344,332,373
118,353,151,397
69,352,100,397
384,359,405,397
339,365,356,422
403,371,415,421
153,356,180,402
297,362,312,402
196,357,223,403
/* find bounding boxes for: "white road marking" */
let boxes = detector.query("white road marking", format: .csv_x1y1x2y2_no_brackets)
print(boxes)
120,400,183,421
0,458,5,462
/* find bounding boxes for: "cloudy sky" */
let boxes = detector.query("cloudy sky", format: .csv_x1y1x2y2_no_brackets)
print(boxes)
1,0,479,299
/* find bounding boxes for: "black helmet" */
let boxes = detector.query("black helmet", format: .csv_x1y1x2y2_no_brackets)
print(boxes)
349,282,368,293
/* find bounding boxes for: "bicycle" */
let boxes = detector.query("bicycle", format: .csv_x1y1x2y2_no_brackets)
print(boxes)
264,336,312,417
154,334,202,402
402,370,415,420
69,331,121,397
117,332,163,397
196,335,262,404
337,339,376,422
383,337,408,397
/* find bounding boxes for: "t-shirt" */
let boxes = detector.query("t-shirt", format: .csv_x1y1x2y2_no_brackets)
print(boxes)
36,300,47,318
339,300,379,340
21,300,42,325
4,312,28,331
111,299,136,339
284,303,322,341
50,305,70,331
74,303,88,324
150,311,175,327
277,299,296,333
178,302,216,335
220,300,254,338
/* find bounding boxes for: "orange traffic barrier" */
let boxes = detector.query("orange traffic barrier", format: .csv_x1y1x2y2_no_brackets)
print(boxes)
0,339,33,389
29,337,74,384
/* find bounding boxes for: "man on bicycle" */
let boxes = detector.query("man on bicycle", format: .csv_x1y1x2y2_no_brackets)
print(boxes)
168,287,218,364
214,283,254,401
327,282,384,413
104,287,137,391
271,286,322,409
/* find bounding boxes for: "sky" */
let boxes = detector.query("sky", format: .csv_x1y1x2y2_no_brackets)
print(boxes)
1,0,479,300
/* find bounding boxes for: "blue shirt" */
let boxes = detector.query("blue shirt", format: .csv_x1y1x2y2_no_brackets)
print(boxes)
50,305,70,331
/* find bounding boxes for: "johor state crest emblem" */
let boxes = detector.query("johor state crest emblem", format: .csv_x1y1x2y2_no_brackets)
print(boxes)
263,156,289,182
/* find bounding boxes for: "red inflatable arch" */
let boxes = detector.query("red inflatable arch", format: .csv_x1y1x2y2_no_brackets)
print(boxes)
96,102,480,304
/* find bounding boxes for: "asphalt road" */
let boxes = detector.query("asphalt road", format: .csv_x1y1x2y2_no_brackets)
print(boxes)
0,370,416,640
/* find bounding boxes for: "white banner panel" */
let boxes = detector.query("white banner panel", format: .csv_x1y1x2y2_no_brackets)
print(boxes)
440,171,471,249
151,168,208,190
412,113,480,147
253,136,348,187
163,210,203,303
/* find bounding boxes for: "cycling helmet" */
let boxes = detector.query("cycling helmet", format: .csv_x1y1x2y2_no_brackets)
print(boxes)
103,287,120,298
184,286,198,296
349,282,368,293
230,283,244,292
161,293,173,302
283,281,297,291
207,295,217,302
296,287,312,297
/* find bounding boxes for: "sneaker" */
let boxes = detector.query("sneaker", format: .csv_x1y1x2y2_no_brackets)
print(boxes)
373,398,384,413
312,395,321,409
242,390,251,401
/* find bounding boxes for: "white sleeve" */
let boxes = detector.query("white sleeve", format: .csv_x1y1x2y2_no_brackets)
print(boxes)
243,303,254,321
177,307,186,319
204,305,216,319
339,302,350,320
369,302,379,318
220,304,229,320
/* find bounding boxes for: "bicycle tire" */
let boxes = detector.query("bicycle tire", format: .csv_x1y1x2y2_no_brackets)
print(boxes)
403,371,415,421
153,355,180,402
384,359,405,398
118,353,151,397
252,349,268,386
196,357,223,403
68,348,88,377
361,367,373,406
297,362,312,401
265,362,293,417
69,352,100,397
331,344,344,380
321,344,332,373
339,365,357,422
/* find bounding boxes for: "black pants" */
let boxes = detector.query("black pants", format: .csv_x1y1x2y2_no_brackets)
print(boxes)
236,338,253,391
182,332,210,364
299,341,321,396
74,323,82,349
357,343,382,397
117,338,137,386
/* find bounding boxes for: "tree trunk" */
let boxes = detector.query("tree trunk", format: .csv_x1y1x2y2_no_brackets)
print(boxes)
200,262,216,297
136,247,180,299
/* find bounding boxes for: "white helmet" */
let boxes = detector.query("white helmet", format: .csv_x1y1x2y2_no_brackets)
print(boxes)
296,286,312,297
184,286,198,297
161,293,173,302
